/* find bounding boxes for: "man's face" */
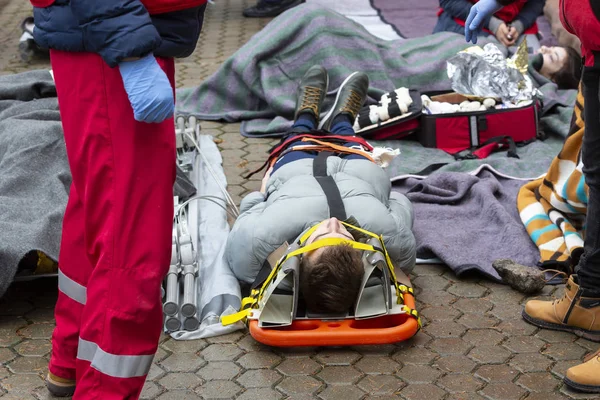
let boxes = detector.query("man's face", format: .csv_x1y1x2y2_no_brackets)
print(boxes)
304,218,354,263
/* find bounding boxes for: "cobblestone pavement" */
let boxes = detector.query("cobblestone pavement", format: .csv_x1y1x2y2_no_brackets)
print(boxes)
0,0,599,399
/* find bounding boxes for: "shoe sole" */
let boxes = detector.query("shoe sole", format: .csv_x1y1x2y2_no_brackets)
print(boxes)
564,378,600,394
522,310,600,342
318,71,360,130
46,374,76,397
243,0,304,17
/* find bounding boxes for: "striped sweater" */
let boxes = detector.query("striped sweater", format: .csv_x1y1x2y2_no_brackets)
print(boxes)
517,86,586,272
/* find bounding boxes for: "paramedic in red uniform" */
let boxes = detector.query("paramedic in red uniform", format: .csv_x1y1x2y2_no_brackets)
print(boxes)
29,0,207,397
466,0,600,393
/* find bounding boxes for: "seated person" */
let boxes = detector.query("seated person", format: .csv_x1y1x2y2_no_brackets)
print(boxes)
530,45,581,90
225,66,417,314
434,0,545,54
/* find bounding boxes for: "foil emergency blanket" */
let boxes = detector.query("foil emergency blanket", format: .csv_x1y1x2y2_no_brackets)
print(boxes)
447,41,539,104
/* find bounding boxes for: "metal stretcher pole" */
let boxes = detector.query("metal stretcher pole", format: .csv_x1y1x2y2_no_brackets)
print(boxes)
163,222,180,316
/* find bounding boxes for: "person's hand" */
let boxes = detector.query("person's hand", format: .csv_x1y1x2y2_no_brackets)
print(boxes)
118,54,175,123
507,25,519,44
465,0,503,44
495,23,516,47
260,166,274,193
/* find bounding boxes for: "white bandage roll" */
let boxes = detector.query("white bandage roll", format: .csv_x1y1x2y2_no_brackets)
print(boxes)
369,105,380,124
377,105,390,121
395,87,412,107
396,99,408,114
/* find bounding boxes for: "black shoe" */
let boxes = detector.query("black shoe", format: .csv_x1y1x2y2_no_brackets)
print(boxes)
243,0,304,18
320,72,369,131
294,65,329,124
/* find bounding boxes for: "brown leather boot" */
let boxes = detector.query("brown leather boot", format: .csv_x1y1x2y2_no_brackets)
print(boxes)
46,372,76,397
564,348,600,393
522,275,600,342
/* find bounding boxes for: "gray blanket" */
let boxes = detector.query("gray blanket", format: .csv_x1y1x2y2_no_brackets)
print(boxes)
0,70,66,298
176,4,576,139
394,169,540,281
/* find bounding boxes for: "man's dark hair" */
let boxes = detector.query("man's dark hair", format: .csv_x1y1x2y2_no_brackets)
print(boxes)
300,244,364,314
552,47,582,90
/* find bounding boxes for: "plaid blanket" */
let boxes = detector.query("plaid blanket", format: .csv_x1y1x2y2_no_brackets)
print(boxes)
517,87,586,272
176,4,576,140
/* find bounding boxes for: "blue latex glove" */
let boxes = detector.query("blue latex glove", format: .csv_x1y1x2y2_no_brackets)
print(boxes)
119,54,174,123
465,0,503,44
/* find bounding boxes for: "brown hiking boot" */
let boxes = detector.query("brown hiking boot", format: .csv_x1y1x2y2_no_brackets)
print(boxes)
564,348,600,393
294,65,328,125
46,372,76,397
522,275,600,342
319,71,369,131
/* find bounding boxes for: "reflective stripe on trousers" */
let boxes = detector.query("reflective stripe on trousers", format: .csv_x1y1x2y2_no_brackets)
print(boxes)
77,338,154,379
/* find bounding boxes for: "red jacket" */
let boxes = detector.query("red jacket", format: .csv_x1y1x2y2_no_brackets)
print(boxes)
30,0,206,14
560,0,600,67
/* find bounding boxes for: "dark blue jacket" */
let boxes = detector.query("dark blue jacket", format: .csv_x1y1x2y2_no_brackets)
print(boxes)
33,0,206,67
433,0,545,36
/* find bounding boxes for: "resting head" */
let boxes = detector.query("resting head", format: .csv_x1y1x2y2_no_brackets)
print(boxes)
534,46,581,90
299,218,365,314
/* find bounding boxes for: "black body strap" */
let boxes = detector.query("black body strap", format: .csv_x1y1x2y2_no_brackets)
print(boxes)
313,151,347,220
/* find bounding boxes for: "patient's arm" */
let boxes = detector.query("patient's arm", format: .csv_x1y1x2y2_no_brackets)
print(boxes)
386,191,417,273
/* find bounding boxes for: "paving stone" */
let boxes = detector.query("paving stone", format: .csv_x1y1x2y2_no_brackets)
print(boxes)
0,300,33,316
403,332,433,348
551,360,581,380
156,390,201,399
525,393,570,400
516,371,561,392
357,375,404,395
457,313,500,329
423,321,466,338
468,345,512,364
446,393,487,400
0,328,21,349
427,338,472,355
486,288,525,305
318,385,366,400
237,388,283,400
560,385,600,399
489,302,524,319
575,338,598,351
413,276,450,291
0,393,37,400
462,329,505,346
194,380,241,399
155,346,170,363
160,353,205,373
140,381,163,399
17,324,54,340
276,347,318,358
475,364,519,382
437,373,485,393
276,376,322,396
200,344,243,362
314,350,361,366
161,339,208,354
355,356,400,374
419,305,461,321
159,373,203,391
6,356,47,375
432,355,477,374
317,366,363,384
413,264,446,276
196,361,241,381
400,383,446,400
480,382,528,400
0,366,9,380
276,357,321,376
236,335,271,353
148,363,167,381
236,351,282,369
350,345,396,356
236,369,282,388
416,291,457,307
542,342,589,361
447,283,487,298
393,347,437,365
453,298,493,314
0,374,45,392
396,365,442,384
496,319,538,336
536,330,578,344
0,349,16,365
510,353,554,373
23,308,55,324
503,335,546,353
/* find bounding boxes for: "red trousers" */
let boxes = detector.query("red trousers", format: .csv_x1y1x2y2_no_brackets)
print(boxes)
49,50,176,399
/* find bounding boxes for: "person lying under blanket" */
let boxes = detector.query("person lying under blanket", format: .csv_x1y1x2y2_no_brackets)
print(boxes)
225,65,417,314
